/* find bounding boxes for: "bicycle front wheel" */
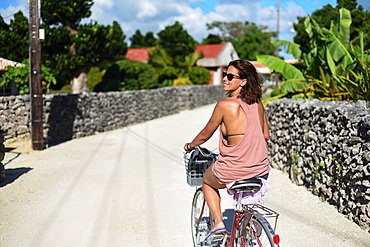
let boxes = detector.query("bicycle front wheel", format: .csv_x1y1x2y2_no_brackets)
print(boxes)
238,216,276,247
191,187,213,247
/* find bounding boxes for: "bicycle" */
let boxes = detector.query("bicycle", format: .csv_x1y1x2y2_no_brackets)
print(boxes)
184,146,280,247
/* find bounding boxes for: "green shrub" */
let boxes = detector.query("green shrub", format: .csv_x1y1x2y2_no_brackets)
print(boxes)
0,59,56,95
158,67,177,87
87,66,106,92
95,59,158,92
46,84,71,94
188,66,211,85
174,77,192,86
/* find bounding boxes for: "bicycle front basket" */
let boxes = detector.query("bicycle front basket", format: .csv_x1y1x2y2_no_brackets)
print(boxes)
185,147,215,187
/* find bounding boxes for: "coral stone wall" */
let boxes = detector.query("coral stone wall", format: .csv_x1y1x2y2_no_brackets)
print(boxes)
0,130,4,182
266,98,370,230
0,85,225,145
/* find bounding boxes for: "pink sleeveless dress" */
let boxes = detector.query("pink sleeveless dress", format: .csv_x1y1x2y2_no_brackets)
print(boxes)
213,96,271,184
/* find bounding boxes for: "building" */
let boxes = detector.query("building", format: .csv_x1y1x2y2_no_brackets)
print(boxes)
125,44,298,85
125,42,239,85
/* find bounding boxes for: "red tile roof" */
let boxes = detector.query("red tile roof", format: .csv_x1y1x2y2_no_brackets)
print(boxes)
125,44,226,62
0,58,24,71
125,47,152,62
194,44,225,58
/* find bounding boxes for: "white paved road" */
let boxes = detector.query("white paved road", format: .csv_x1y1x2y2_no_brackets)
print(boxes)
1,105,369,247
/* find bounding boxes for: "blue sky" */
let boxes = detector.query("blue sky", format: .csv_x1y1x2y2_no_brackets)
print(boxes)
1,0,369,59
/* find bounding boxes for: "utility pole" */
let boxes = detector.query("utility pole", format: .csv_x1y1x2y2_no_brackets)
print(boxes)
29,0,43,150
275,0,280,88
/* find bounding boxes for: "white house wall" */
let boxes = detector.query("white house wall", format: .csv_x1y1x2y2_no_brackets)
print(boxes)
218,42,239,66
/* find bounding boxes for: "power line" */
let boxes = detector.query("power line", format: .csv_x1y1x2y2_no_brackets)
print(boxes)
1,6,30,20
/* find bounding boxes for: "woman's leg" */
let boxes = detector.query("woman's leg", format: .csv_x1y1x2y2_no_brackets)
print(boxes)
202,164,226,231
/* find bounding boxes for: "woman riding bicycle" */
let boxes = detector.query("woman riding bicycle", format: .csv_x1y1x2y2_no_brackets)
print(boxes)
184,59,271,240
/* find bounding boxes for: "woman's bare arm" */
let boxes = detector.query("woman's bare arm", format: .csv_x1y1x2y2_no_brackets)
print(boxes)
185,101,226,150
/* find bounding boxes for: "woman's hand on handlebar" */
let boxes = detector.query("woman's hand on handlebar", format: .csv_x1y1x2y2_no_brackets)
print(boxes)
184,142,195,152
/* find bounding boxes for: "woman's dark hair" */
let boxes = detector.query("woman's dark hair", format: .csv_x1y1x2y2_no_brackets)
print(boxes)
227,59,263,104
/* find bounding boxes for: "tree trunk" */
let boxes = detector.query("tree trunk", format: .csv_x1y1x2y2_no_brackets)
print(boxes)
70,70,89,94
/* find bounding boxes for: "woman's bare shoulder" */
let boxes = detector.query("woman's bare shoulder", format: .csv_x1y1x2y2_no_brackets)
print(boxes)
218,98,240,107
215,98,240,113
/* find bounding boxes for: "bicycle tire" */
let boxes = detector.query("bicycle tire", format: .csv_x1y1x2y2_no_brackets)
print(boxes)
237,215,277,247
191,187,213,247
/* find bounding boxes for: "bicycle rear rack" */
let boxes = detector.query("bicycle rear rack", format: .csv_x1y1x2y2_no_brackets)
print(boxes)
243,204,280,232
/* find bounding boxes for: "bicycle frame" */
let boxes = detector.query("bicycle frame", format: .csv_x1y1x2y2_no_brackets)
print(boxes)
194,192,279,247
228,210,244,247
186,148,279,247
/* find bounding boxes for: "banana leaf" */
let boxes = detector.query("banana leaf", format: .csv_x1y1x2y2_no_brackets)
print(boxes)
272,40,302,59
326,48,337,75
257,55,305,80
338,8,351,49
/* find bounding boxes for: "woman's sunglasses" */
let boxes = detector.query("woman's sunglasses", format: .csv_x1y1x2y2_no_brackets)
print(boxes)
223,72,240,81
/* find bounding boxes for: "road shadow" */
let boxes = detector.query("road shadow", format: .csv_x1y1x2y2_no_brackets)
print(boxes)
46,94,80,146
3,147,21,166
0,167,33,187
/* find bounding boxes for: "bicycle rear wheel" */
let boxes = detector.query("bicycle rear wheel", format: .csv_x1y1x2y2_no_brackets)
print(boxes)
191,187,213,247
237,215,276,247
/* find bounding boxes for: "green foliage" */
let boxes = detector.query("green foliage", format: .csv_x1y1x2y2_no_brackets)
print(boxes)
293,0,370,51
87,62,114,91
188,67,211,84
0,59,57,94
201,34,222,45
87,66,105,92
258,8,370,103
47,84,71,94
158,67,177,87
157,21,197,59
148,43,202,85
0,11,29,61
41,0,93,28
232,22,276,60
174,77,192,86
40,1,127,90
41,20,127,89
130,30,157,48
206,21,276,60
95,59,158,92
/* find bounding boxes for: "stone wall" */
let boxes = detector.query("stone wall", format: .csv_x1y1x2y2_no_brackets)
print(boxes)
3,86,369,229
0,85,225,145
0,130,4,182
266,98,370,230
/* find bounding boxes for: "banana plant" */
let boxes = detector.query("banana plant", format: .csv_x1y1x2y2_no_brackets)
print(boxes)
257,8,370,102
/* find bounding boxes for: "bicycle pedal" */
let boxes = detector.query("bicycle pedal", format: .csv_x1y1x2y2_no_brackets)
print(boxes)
209,233,225,244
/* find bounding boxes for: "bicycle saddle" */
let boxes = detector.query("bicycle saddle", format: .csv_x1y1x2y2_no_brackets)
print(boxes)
229,178,262,192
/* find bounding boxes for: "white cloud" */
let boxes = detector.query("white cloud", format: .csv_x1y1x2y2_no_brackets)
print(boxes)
137,1,158,20
1,0,306,46
0,0,28,24
94,0,114,9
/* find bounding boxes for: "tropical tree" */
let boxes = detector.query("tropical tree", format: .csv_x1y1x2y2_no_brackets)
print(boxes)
0,11,29,62
293,0,369,51
201,34,222,45
257,8,370,102
148,21,202,86
206,21,276,60
41,0,128,93
157,21,198,60
148,46,202,87
130,30,157,48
